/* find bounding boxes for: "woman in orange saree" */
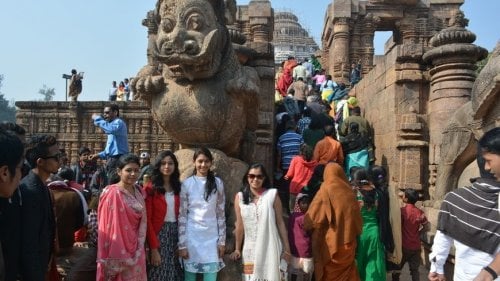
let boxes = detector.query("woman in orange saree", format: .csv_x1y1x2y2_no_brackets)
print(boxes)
304,163,362,281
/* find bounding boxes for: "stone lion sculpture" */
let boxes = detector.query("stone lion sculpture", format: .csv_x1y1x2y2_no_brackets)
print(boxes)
132,0,260,162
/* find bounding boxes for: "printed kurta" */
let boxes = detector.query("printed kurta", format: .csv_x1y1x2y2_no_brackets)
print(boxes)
178,176,226,273
96,184,147,281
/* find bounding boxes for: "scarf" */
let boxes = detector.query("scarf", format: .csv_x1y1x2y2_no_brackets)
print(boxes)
437,178,500,254
252,188,283,281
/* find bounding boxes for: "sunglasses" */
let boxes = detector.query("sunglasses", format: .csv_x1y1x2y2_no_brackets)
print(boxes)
247,174,264,180
42,153,61,161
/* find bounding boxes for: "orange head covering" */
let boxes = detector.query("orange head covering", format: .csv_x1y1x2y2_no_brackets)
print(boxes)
305,163,362,255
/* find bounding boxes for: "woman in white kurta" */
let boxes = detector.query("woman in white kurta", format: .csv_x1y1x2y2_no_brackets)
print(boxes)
230,163,291,281
178,148,226,281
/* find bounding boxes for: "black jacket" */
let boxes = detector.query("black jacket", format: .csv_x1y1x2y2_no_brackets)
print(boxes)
0,240,4,281
19,171,56,281
0,190,22,281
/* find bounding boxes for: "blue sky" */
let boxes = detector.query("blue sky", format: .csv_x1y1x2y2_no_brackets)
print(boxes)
0,0,498,103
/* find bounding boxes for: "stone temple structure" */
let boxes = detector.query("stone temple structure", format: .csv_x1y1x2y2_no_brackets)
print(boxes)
12,0,499,278
273,11,320,64
320,0,498,275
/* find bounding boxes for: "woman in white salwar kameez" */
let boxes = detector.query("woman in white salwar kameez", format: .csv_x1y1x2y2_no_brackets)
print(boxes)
178,148,226,281
230,163,291,281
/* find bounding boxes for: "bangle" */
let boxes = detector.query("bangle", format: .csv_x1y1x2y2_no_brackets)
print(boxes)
484,266,498,280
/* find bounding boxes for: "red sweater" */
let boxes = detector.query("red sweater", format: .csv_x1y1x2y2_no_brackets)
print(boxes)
143,182,180,250
401,204,428,250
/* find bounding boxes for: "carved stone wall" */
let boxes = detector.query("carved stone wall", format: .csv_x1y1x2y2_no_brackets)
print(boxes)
321,0,460,84
322,0,494,201
328,1,495,275
15,101,175,163
235,0,275,174
350,46,429,193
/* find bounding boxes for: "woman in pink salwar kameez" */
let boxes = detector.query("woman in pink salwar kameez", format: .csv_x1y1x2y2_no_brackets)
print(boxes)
97,154,147,281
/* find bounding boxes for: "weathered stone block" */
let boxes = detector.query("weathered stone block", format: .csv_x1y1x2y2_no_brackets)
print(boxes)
333,0,352,18
369,0,419,5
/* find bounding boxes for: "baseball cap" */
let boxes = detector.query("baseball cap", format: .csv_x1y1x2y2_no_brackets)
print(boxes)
140,152,150,159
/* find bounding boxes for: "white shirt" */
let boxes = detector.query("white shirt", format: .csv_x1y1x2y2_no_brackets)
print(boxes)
293,65,307,80
429,230,500,280
164,191,176,222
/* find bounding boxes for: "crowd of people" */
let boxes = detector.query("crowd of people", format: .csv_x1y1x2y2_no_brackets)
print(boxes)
108,79,132,102
0,97,499,281
275,55,361,111
273,55,500,281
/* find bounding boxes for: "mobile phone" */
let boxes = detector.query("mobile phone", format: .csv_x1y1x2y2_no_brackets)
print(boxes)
279,258,287,272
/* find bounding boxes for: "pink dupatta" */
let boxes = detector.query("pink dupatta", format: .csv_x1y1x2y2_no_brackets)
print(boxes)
97,184,147,281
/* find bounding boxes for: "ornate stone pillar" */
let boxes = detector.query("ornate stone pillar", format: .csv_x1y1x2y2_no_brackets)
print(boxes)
360,15,377,75
349,19,362,67
247,0,273,44
321,40,330,71
423,11,487,199
251,24,269,43
396,106,428,191
332,17,350,83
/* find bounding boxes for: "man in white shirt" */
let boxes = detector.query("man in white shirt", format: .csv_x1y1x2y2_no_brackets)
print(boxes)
302,58,313,80
292,62,307,81
123,78,131,101
108,81,117,101
429,127,500,281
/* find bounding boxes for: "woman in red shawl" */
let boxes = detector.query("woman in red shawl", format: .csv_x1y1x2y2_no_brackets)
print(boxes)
277,57,297,97
304,163,362,281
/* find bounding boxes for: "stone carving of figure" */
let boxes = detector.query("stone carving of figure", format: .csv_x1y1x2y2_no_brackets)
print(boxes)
132,0,260,161
68,69,83,102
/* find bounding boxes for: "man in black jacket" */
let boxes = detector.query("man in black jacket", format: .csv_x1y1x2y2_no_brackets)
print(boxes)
19,135,60,281
0,128,25,281
0,123,26,281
